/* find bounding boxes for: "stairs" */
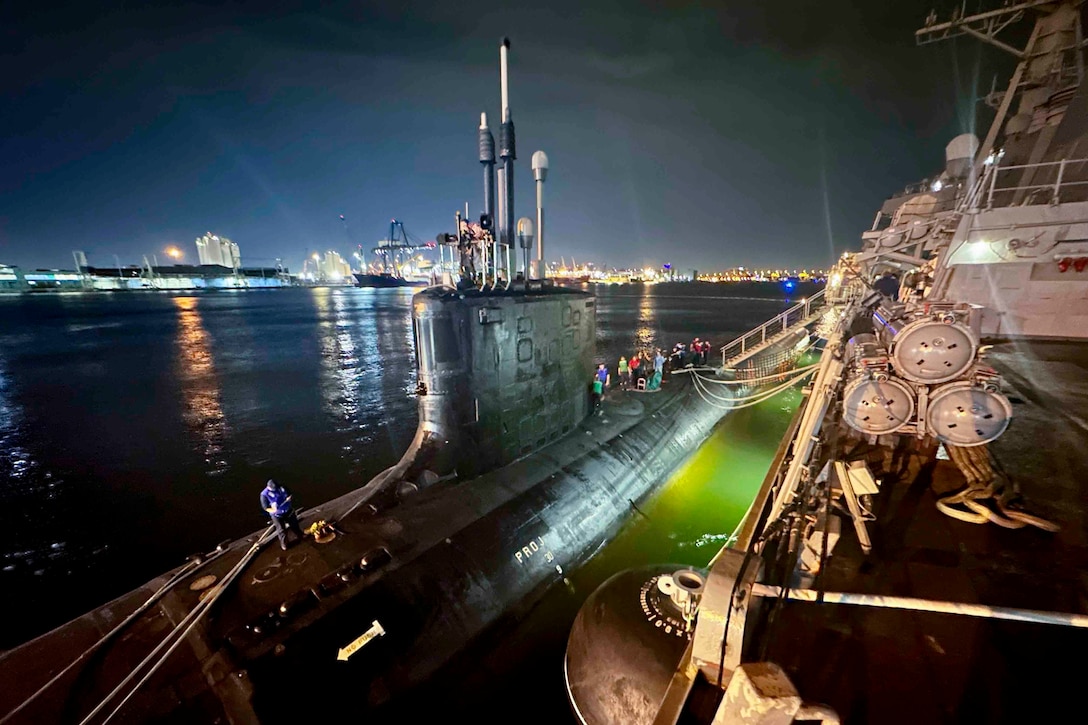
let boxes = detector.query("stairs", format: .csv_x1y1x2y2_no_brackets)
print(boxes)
720,289,826,370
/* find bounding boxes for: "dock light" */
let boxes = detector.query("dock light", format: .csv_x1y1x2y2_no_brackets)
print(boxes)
166,246,182,260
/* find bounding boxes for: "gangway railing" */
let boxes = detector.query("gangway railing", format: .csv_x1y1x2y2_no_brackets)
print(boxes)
720,288,826,369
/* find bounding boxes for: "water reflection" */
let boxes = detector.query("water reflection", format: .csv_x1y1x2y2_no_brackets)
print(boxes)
635,288,659,354
0,352,37,493
313,288,365,430
311,288,417,472
173,297,228,473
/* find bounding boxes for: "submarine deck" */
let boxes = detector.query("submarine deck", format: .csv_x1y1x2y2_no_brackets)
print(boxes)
0,373,704,724
755,339,1088,724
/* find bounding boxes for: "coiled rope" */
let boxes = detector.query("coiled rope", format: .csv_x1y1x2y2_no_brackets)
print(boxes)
937,445,1059,532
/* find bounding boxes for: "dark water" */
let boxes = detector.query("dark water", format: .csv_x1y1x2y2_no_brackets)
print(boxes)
0,282,816,707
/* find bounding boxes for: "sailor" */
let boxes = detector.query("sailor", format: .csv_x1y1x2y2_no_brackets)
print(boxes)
593,363,610,411
629,352,642,385
260,479,304,551
591,375,603,411
873,270,900,299
671,342,686,368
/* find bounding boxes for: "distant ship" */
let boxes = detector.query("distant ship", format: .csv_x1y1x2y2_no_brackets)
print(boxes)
566,3,1088,724
352,271,428,288
354,219,435,288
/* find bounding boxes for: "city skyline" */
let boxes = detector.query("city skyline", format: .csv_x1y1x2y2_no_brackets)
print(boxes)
2,1,1005,273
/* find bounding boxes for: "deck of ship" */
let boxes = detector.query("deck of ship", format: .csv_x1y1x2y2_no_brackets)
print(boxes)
754,340,1088,723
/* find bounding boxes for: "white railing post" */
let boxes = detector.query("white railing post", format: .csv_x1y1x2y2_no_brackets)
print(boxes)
987,162,999,209
1053,159,1066,205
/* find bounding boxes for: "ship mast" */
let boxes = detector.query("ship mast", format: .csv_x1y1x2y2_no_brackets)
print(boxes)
916,1,1083,184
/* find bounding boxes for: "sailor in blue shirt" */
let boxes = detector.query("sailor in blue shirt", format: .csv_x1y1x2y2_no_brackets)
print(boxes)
260,479,304,550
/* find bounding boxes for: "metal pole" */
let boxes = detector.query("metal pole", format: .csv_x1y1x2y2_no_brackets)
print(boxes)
505,243,512,290
534,178,544,280
495,166,504,286
498,38,516,266
479,113,496,229
532,151,548,280
1053,159,1066,204
765,327,848,524
750,584,1088,628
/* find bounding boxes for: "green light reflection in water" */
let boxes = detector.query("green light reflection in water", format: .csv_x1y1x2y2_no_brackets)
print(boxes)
573,383,805,585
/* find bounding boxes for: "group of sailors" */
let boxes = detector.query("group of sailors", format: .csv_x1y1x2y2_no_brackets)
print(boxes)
616,349,666,391
670,338,712,367
592,337,712,411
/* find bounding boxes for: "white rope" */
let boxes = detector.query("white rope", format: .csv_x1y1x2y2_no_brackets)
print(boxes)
695,362,820,386
708,373,814,410
691,367,815,411
694,367,816,405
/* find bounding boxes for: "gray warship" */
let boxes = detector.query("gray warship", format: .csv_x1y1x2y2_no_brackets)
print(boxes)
566,2,1088,723
0,39,806,724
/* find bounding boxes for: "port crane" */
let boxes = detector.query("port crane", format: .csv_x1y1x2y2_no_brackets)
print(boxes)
370,219,435,277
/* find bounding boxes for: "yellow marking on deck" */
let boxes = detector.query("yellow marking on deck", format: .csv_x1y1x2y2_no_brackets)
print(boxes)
336,620,386,661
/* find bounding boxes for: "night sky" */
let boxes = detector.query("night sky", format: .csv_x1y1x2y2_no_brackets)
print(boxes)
2,1,1007,273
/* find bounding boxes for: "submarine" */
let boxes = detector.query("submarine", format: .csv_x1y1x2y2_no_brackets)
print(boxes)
0,40,807,724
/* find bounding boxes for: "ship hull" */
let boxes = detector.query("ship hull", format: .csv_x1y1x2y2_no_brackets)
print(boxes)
353,273,427,288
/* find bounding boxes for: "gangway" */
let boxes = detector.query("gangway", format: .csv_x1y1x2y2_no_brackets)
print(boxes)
719,288,826,370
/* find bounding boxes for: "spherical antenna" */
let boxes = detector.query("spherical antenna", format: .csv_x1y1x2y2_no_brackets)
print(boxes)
532,150,549,181
516,217,535,249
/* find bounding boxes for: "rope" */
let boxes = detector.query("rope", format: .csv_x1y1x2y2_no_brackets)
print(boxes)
701,366,816,403
693,362,821,386
691,367,816,411
0,553,216,724
695,371,813,410
79,525,277,725
936,445,1059,532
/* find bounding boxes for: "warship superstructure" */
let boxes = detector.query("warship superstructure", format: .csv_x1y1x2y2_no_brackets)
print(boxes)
566,3,1088,723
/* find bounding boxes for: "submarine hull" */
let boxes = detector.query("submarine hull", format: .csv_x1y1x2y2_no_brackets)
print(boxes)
242,374,728,719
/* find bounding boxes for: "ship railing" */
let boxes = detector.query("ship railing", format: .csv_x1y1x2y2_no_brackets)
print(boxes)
719,288,826,369
979,157,1088,209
